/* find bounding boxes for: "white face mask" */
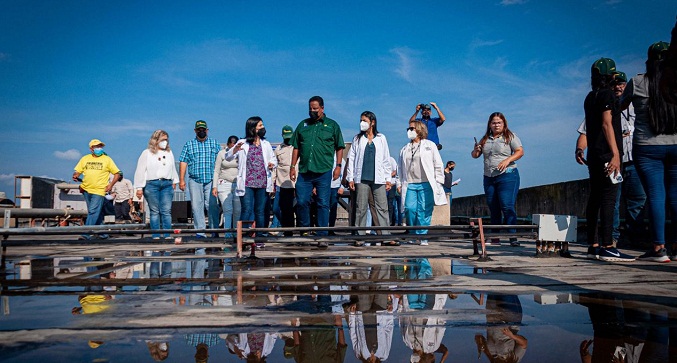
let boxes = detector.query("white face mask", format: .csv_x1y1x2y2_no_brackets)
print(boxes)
360,121,370,132
158,140,168,149
407,130,417,140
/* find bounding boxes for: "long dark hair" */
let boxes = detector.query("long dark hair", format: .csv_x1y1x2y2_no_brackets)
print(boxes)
479,112,515,146
245,116,264,144
355,111,379,140
648,38,677,134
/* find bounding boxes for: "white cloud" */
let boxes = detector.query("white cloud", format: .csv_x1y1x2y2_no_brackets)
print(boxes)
0,173,15,185
470,39,504,51
53,149,81,160
390,47,415,83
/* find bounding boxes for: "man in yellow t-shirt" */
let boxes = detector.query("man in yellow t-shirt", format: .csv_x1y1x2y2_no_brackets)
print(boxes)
73,139,121,240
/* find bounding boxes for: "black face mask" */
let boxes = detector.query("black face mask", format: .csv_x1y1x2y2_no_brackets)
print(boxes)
196,130,207,139
257,128,266,138
308,111,320,121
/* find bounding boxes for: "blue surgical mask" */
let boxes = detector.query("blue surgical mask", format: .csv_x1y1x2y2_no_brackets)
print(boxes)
93,147,104,156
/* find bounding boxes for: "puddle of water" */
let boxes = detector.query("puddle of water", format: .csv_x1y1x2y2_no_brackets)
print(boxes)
1,255,676,362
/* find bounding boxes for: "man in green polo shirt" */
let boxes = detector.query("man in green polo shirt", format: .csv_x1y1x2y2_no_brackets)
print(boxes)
290,96,345,247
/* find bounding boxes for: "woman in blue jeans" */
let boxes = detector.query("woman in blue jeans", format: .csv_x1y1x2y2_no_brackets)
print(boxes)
471,112,524,246
621,39,677,262
227,117,276,241
133,130,180,239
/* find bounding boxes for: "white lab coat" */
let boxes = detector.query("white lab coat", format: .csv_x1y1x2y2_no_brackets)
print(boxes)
226,139,277,196
397,139,447,210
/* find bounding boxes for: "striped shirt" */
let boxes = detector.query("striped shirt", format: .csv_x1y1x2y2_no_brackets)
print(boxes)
179,137,221,184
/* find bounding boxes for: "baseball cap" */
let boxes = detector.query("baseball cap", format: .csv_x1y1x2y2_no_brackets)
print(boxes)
591,58,616,76
648,41,670,61
194,120,208,129
89,139,105,148
282,125,294,139
614,71,627,83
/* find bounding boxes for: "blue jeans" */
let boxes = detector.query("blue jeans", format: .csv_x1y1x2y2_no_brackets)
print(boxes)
240,187,269,231
622,163,647,237
187,179,213,237
82,191,107,239
216,181,240,238
404,182,434,235
149,251,172,278
144,179,174,238
296,171,332,236
633,144,677,246
483,168,520,233
329,187,339,227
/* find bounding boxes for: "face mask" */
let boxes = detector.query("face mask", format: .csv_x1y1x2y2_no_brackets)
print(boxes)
407,130,417,140
158,140,168,149
309,111,320,120
92,147,104,156
257,128,266,138
360,121,370,132
196,130,207,139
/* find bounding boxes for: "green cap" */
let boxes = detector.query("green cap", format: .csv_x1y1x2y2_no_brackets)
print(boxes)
614,71,627,83
282,125,294,139
648,41,669,61
194,120,207,129
591,57,616,76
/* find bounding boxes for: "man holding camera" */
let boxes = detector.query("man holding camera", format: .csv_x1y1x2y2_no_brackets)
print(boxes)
409,102,446,149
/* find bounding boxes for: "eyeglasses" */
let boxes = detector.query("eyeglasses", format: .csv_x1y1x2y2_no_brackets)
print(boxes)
406,127,415,131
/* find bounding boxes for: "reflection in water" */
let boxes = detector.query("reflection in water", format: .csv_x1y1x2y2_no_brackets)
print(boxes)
1,255,676,362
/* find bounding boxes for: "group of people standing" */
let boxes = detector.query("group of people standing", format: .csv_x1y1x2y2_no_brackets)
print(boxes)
70,93,529,248
579,26,677,263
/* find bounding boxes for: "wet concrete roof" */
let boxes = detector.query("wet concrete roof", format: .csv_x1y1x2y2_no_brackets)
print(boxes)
1,233,676,362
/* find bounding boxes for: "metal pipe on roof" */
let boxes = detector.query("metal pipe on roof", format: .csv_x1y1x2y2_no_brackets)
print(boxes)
0,208,88,218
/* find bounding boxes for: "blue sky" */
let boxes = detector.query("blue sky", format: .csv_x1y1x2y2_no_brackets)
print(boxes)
1,0,675,201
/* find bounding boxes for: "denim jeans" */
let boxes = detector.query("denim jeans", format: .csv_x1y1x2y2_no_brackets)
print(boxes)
483,168,520,233
187,178,212,237
586,162,620,246
622,163,647,237
82,191,108,239
144,179,174,238
404,182,434,235
329,187,339,227
296,171,332,236
633,144,677,246
149,251,172,278
240,187,269,230
216,181,240,237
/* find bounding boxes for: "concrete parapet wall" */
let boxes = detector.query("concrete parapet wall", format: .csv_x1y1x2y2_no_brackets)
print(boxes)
450,179,590,219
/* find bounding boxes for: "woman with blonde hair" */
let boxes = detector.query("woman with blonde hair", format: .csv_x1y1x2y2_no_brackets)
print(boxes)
397,120,446,245
134,129,179,240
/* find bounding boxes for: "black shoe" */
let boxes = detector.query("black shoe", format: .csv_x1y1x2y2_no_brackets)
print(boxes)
317,241,328,249
586,246,600,260
638,248,670,263
598,246,635,262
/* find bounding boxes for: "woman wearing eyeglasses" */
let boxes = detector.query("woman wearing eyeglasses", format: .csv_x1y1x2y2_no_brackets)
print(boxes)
471,112,524,246
397,120,447,245
346,111,396,245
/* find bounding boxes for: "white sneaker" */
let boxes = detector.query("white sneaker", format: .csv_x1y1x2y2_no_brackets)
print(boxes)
420,240,429,246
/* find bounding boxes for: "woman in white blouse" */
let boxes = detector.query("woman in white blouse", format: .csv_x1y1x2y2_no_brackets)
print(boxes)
346,111,396,245
133,130,179,239
211,135,241,238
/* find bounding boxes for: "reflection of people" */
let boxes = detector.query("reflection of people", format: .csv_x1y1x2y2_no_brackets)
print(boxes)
471,112,524,246
289,96,346,247
346,111,393,242
179,120,221,238
409,102,446,149
475,295,527,363
146,341,170,361
72,138,121,240
622,39,677,263
225,332,278,362
397,121,447,245
134,130,179,239
285,314,347,363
